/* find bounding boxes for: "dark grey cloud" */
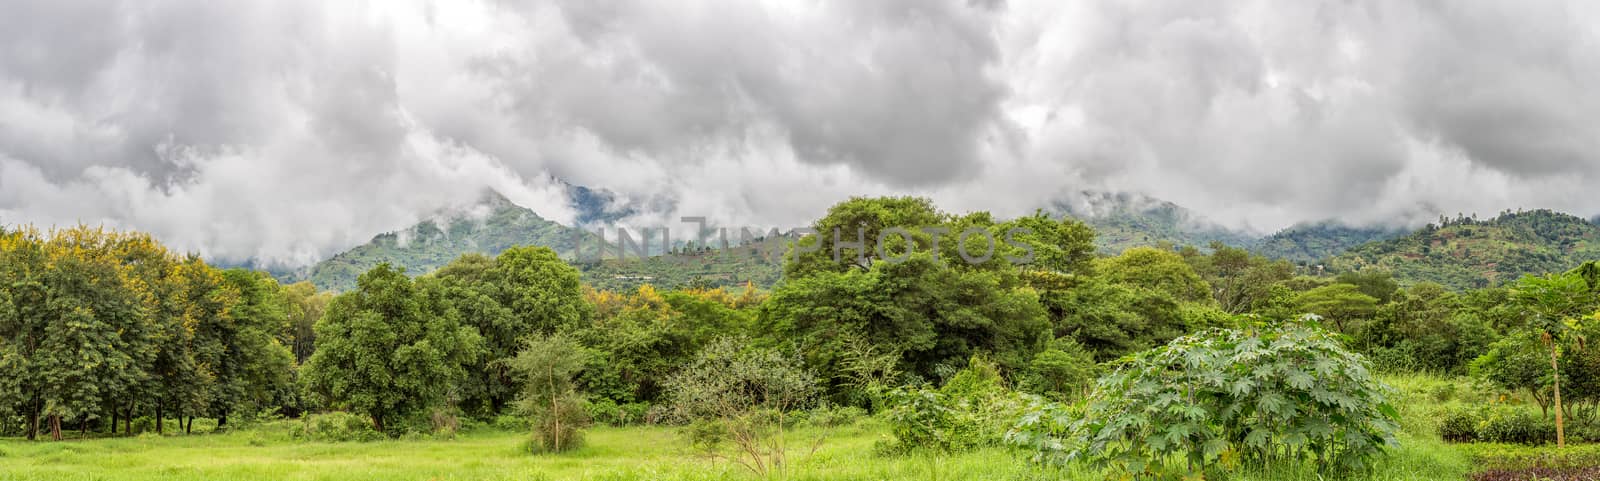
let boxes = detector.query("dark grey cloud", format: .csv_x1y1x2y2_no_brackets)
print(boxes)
2,0,1600,265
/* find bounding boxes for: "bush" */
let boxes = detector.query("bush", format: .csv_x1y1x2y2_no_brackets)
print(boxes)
294,412,384,442
492,414,530,431
682,419,729,453
881,357,1023,454
587,399,651,427
806,404,865,429
1009,319,1400,477
1477,408,1556,445
1439,407,1480,442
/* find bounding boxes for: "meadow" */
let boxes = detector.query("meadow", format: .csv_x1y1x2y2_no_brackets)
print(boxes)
0,422,1477,481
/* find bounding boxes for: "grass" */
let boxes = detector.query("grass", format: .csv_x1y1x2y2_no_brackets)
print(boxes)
0,419,1482,481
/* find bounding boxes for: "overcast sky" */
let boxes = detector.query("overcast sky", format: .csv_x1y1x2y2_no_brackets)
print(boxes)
3,0,1599,266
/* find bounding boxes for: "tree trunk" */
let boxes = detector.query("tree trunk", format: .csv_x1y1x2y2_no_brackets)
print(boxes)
25,402,38,441
185,416,193,434
1552,345,1566,448
124,403,133,435
372,413,385,433
49,414,62,441
156,405,164,435
111,410,118,435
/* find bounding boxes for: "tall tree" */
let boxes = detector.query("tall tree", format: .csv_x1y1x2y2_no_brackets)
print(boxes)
432,246,590,415
301,264,483,432
1511,272,1597,448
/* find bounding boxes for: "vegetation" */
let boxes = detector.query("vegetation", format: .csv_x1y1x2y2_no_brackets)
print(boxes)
1330,210,1600,290
294,191,604,292
1253,222,1406,266
8,196,1600,481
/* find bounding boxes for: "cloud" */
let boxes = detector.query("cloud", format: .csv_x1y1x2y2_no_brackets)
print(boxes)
2,0,1599,265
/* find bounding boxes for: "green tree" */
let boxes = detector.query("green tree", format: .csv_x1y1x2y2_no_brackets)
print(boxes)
278,281,332,365
666,337,819,477
433,247,591,416
506,332,590,453
301,264,483,432
1510,272,1597,447
1098,247,1213,304
1294,283,1379,333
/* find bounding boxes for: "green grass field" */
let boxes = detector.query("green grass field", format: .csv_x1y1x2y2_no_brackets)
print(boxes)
0,421,1477,481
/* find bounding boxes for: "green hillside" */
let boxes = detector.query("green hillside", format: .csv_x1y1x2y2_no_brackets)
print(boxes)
298,192,603,292
576,235,790,291
1328,209,1600,289
1251,222,1406,265
1050,192,1257,253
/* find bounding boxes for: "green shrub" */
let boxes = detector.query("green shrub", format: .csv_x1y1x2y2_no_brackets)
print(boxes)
682,419,729,453
1009,318,1399,477
586,399,651,427
881,358,1023,454
1439,407,1480,442
492,414,531,431
295,412,384,442
806,404,865,428
1477,408,1555,445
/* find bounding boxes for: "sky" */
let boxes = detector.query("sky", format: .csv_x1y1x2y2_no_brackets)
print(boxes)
3,0,1600,267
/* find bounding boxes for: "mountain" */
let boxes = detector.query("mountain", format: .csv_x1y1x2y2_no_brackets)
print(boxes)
576,234,792,292
1049,191,1258,253
1327,209,1600,289
1251,222,1408,265
296,191,604,292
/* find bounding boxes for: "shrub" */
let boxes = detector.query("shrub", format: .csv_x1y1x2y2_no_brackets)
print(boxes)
1477,408,1556,445
806,404,865,429
507,333,591,453
882,357,1024,453
1439,407,1480,442
881,386,971,454
1009,318,1399,477
587,399,651,427
492,414,531,431
666,337,819,477
295,412,384,442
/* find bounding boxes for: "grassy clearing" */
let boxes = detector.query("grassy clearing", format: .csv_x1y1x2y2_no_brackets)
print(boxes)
0,420,1476,481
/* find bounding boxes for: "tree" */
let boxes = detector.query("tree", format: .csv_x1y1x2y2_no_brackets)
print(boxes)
1510,272,1597,448
1098,247,1213,304
433,247,591,416
1189,243,1294,313
1021,337,1096,399
506,332,590,453
1294,283,1379,333
301,264,483,432
278,281,332,365
203,269,295,429
666,337,819,477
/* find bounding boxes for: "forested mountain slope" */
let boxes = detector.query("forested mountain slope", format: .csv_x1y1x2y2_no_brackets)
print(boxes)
1251,222,1408,265
1327,210,1600,289
296,191,603,291
1048,192,1257,253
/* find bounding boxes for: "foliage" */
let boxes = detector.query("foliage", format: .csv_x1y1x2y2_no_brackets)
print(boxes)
1293,283,1379,333
664,337,819,477
300,263,484,433
1252,222,1405,265
880,357,1023,454
1096,247,1213,304
298,191,604,292
1009,319,1399,477
292,411,385,442
431,246,592,416
505,332,591,453
1330,210,1600,290
1020,337,1098,400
